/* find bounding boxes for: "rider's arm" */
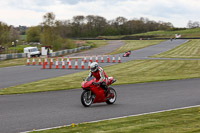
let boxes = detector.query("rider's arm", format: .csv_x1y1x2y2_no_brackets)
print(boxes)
97,67,105,83
86,71,92,80
88,71,92,77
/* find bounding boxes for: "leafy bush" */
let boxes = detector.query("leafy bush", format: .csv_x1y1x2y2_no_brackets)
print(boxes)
9,45,31,53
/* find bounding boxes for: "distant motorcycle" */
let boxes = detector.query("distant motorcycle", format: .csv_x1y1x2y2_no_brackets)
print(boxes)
81,77,117,107
123,51,131,57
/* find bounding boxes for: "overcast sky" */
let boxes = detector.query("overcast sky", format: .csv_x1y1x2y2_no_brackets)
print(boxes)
0,0,199,27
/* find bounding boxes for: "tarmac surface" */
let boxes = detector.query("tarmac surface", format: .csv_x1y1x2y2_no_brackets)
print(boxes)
1,39,200,133
0,39,188,89
0,78,200,133
65,40,124,56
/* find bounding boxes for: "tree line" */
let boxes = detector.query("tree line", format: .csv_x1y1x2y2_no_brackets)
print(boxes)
39,12,174,38
187,20,200,28
25,12,174,50
2,12,198,51
0,22,19,49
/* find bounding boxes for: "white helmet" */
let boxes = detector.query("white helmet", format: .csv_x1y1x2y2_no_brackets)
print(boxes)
90,62,98,72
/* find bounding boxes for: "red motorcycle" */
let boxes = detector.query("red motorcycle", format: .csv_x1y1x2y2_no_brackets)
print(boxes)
81,77,117,107
123,51,131,57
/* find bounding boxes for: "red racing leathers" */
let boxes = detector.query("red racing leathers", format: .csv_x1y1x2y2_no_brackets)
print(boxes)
88,67,108,85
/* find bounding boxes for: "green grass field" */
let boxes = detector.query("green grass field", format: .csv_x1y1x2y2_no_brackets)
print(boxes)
152,39,200,59
85,40,107,48
1,59,200,95
100,28,200,39
133,28,200,38
109,40,164,55
30,106,200,133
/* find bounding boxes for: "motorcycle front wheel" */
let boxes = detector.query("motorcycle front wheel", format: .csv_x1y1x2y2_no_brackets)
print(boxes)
106,87,117,104
81,90,93,107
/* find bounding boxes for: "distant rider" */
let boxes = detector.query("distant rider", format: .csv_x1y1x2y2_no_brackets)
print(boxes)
87,62,110,96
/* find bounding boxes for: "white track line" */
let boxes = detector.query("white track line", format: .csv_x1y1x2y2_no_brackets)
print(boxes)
20,104,200,133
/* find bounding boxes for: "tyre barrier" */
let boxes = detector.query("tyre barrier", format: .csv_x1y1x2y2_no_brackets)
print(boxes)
26,55,122,70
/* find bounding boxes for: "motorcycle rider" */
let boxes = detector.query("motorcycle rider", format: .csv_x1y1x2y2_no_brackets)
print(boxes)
87,62,110,96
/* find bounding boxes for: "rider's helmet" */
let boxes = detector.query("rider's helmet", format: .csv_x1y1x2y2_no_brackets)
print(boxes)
90,62,98,72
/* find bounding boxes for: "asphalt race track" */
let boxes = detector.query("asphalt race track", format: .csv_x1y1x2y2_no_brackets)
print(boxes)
0,39,188,89
0,78,200,133
1,39,200,133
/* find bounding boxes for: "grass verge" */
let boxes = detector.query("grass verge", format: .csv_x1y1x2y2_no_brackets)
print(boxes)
151,39,200,59
0,58,27,68
84,40,107,48
1,59,200,95
30,106,200,133
109,40,164,55
100,28,200,39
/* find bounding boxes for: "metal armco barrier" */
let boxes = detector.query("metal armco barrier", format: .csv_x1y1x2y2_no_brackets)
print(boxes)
0,46,91,60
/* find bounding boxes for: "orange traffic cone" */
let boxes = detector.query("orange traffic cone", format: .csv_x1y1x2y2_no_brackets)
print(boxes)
68,59,72,69
62,60,65,69
95,55,98,62
81,59,84,69
89,56,92,62
32,57,35,65
38,57,41,65
45,56,48,65
50,58,53,65
88,61,91,69
42,59,45,69
84,55,87,63
55,58,59,69
74,59,78,69
112,55,115,63
67,56,69,65
101,55,104,63
26,58,30,65
118,55,121,63
62,57,65,65
56,57,59,65
107,55,109,63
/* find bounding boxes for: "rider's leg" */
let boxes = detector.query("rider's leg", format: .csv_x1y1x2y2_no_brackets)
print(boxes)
100,82,109,94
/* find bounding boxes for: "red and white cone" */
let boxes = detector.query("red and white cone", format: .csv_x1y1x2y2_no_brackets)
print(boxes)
88,61,91,69
118,55,121,63
62,60,65,69
107,55,109,63
26,58,30,65
89,56,92,62
81,59,84,69
68,59,72,69
112,55,115,63
38,57,41,65
32,57,35,65
42,59,45,69
55,58,59,69
74,59,78,69
95,55,98,62
50,58,53,65
62,57,65,65
45,56,48,65
101,55,104,63
84,55,87,63
67,56,69,65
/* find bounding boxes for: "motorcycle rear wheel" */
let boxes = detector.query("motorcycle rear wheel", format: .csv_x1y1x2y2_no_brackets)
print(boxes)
81,90,93,107
106,87,117,104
